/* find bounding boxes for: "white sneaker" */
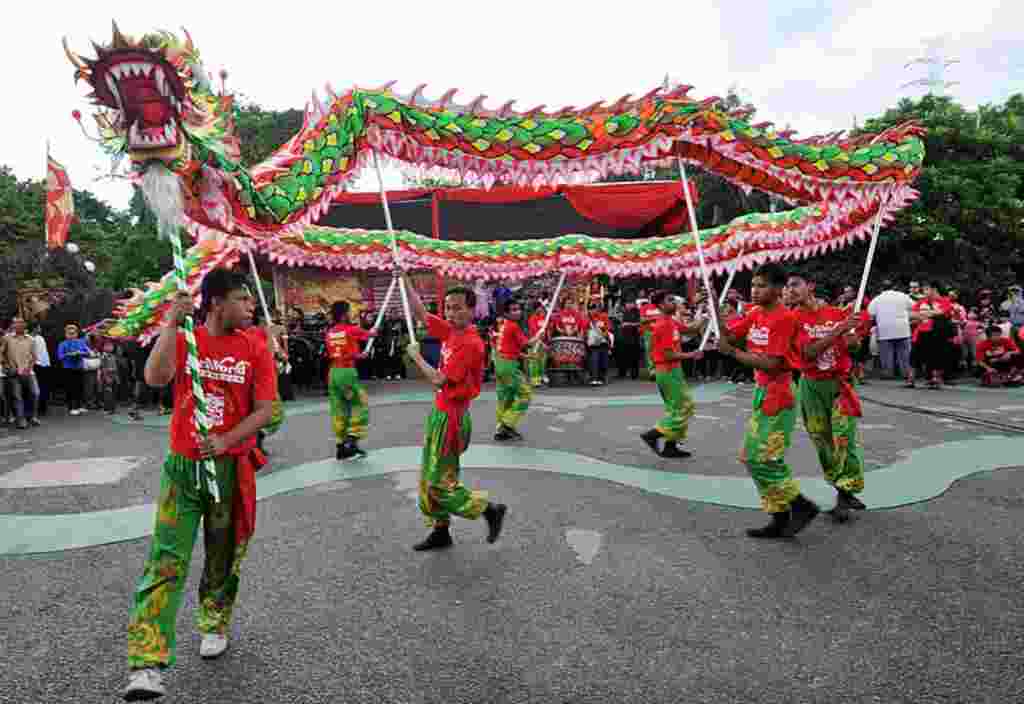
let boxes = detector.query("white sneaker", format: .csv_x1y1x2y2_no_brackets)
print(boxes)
69,408,81,416
123,668,165,700
200,633,229,659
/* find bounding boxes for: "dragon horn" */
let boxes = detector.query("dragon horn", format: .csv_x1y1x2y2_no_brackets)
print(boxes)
62,36,91,78
111,20,131,49
182,27,195,52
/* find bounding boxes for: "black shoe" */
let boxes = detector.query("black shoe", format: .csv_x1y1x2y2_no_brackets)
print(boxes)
494,427,515,441
660,442,692,459
828,504,851,523
483,503,507,544
746,512,791,539
506,428,523,441
785,494,820,536
336,443,353,460
413,526,453,551
640,429,663,456
837,489,866,511
346,437,367,458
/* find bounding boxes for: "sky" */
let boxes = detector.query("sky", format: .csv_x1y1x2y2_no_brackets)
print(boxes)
5,0,1023,211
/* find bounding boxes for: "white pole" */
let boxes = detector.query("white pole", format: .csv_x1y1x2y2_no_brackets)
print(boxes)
372,150,417,340
362,275,398,357
853,191,889,313
245,245,273,325
530,271,568,355
699,262,739,351
677,157,720,339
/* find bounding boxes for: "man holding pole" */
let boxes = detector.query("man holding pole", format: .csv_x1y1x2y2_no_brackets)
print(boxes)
785,274,868,523
325,300,377,460
399,273,508,552
123,270,275,701
640,291,703,458
494,298,543,441
718,264,821,539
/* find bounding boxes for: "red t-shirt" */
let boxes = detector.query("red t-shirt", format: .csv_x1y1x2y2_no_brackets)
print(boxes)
976,337,1019,365
640,303,660,333
793,305,853,380
169,327,277,459
497,318,529,359
650,315,683,370
727,305,798,387
590,311,611,337
912,296,953,341
325,323,371,369
552,309,588,337
427,314,485,409
528,312,548,338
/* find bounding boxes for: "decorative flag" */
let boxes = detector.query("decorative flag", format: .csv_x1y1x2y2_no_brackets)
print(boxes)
45,153,75,250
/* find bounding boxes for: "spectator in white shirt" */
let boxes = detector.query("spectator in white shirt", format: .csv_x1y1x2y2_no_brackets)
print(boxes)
868,281,916,386
31,326,51,417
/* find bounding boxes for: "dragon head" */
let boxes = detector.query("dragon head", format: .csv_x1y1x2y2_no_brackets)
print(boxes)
64,22,239,175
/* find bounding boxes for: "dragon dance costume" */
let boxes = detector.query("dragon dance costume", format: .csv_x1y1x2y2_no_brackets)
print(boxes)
325,322,372,453
127,327,276,670
645,314,695,453
418,314,490,528
793,305,866,502
494,318,532,436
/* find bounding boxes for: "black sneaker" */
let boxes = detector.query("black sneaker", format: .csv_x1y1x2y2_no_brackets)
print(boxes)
346,437,367,458
506,427,523,441
660,442,692,459
336,443,352,460
483,503,507,544
746,512,791,539
784,494,820,536
413,526,453,551
640,429,663,456
494,427,515,441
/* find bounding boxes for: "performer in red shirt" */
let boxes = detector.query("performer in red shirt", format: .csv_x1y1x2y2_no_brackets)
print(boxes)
639,298,661,378
325,300,377,459
640,291,703,458
976,325,1021,387
493,298,543,441
401,273,508,552
719,263,821,539
526,303,550,386
785,274,867,523
123,270,276,701
552,297,588,338
912,283,955,388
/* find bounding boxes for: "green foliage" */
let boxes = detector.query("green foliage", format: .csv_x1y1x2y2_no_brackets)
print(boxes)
233,101,305,167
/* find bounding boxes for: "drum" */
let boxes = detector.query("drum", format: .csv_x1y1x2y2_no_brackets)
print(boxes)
549,337,586,368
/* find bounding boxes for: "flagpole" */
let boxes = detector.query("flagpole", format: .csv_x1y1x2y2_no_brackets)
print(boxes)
44,140,51,249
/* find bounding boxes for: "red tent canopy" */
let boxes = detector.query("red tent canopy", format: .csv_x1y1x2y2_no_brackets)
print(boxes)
323,180,697,241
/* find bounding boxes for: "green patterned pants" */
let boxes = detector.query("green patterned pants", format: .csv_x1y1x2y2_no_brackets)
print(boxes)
328,367,368,441
495,357,532,431
419,407,489,528
798,377,865,494
740,386,801,513
526,348,547,386
655,366,696,442
128,454,246,669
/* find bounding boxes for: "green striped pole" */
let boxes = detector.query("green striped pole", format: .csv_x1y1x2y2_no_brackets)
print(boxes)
169,228,220,503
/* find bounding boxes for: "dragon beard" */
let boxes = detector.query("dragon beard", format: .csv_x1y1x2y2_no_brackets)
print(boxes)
140,163,186,241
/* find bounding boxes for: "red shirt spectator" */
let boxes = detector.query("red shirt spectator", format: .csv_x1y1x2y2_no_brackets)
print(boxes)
552,308,588,337
912,296,952,342
976,335,1019,367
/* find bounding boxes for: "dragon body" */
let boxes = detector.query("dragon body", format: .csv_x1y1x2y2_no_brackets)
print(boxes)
66,23,925,341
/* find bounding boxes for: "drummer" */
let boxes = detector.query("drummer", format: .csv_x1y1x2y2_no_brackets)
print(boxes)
552,296,588,338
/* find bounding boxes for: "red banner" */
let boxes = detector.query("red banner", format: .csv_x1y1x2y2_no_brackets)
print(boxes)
45,155,74,250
